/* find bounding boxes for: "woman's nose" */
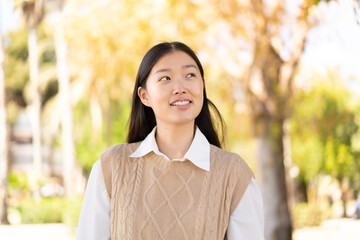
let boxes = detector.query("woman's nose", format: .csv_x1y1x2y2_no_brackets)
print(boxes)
173,88,186,94
172,79,187,94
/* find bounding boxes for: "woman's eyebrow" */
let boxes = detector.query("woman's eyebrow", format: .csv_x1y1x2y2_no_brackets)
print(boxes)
154,64,197,75
154,68,171,75
183,64,197,70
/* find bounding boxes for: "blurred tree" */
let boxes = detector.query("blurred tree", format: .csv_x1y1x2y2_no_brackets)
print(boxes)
52,0,85,196
201,0,358,238
317,86,358,217
4,24,62,187
0,5,9,224
21,0,45,190
62,0,145,173
203,0,316,238
244,2,302,237
291,72,360,217
3,28,29,109
4,26,59,120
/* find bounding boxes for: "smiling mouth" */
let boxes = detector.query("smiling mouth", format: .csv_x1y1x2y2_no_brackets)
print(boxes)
170,101,191,106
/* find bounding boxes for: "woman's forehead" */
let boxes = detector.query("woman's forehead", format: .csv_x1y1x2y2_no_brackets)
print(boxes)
151,51,198,72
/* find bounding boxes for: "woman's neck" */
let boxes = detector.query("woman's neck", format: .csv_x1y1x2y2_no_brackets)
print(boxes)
155,122,195,160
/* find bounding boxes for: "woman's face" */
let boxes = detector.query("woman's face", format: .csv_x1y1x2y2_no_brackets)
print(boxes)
138,50,204,127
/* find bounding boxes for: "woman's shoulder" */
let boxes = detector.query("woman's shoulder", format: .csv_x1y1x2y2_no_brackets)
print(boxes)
209,144,243,161
100,142,142,161
209,144,253,173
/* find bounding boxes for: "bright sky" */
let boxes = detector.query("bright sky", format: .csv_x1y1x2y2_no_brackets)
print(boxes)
300,0,360,95
0,0,18,35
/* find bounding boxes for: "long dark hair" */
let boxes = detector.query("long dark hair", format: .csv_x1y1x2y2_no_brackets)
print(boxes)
127,42,225,148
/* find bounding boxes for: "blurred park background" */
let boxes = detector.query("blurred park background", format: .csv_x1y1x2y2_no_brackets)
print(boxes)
1,0,360,239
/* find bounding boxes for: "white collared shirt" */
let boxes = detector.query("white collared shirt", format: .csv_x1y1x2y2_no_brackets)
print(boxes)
129,126,210,171
76,127,265,240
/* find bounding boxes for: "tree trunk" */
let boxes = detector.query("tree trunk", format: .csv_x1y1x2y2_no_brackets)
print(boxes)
54,1,84,196
247,24,298,238
298,176,308,203
254,116,292,240
105,102,112,147
27,27,43,187
48,135,57,178
283,118,296,210
0,19,9,224
341,193,347,218
339,178,348,218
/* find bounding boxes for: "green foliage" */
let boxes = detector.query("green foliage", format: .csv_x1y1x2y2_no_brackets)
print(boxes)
17,197,64,223
15,197,82,226
291,136,323,184
291,80,360,190
8,172,31,192
292,203,332,229
110,100,131,144
5,24,58,109
313,0,332,5
5,30,29,61
62,197,83,228
7,174,82,225
74,99,130,177
4,27,29,106
76,135,106,177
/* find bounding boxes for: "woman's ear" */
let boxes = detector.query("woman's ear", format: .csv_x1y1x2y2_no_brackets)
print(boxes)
138,87,151,107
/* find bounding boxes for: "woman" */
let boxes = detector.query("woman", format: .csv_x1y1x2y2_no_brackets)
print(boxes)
77,42,264,240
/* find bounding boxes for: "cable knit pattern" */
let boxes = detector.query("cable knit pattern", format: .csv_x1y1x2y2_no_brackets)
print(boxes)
128,154,143,239
140,167,195,239
194,169,209,239
205,148,228,240
100,142,254,240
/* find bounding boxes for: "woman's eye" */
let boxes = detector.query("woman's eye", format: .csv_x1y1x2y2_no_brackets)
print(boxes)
186,73,195,78
160,76,171,81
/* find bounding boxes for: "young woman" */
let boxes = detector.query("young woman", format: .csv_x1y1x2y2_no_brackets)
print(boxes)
76,42,264,240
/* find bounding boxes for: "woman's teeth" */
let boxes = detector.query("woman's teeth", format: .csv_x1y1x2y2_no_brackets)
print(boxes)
171,101,190,106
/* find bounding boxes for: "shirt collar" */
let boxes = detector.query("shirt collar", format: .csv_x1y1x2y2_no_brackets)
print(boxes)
129,126,210,171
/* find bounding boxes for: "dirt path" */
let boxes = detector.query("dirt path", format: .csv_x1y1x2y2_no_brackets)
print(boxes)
1,218,359,240
0,224,75,240
293,218,360,240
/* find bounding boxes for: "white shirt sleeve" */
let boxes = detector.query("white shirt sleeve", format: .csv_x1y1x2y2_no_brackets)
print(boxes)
226,178,265,240
76,160,111,240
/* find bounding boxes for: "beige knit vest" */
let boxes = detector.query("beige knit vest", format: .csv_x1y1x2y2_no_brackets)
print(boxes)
100,142,254,240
